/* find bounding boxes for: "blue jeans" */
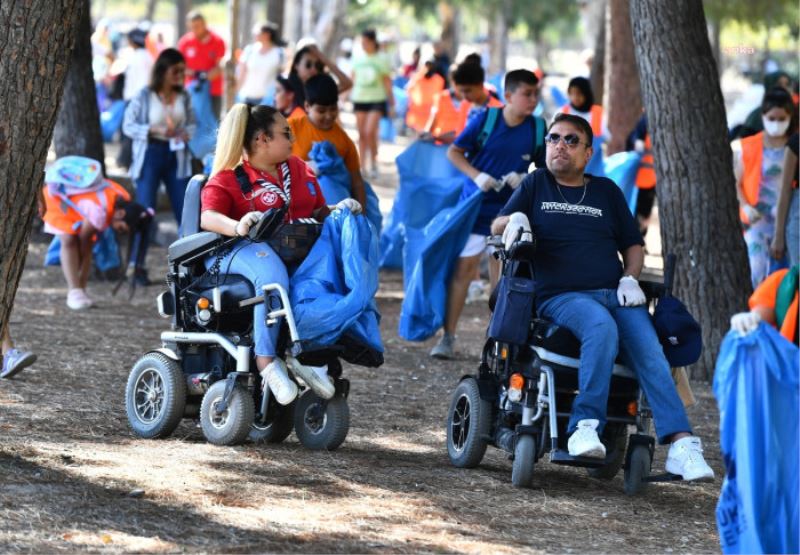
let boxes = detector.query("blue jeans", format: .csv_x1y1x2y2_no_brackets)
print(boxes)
538,289,692,444
205,242,289,357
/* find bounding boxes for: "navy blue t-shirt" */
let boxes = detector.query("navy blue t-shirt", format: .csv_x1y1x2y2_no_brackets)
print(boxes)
499,168,644,303
454,109,546,235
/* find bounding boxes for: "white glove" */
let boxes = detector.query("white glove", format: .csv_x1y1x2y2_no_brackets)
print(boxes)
742,204,761,223
307,160,320,175
336,198,362,214
617,275,646,307
634,139,645,153
501,212,532,251
730,311,761,336
474,172,501,193
235,211,262,237
501,172,526,190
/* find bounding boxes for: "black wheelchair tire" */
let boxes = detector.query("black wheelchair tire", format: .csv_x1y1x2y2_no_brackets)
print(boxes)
624,444,651,495
125,352,186,439
294,390,349,450
446,378,491,468
511,435,536,488
199,380,255,446
249,399,296,444
587,426,628,480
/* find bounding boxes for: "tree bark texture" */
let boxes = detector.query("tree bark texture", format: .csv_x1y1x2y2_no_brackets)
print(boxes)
0,0,85,335
604,0,641,155
54,0,105,168
589,0,606,106
629,0,751,379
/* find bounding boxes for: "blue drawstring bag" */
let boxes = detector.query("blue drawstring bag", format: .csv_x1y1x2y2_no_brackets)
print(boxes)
45,227,121,272
308,141,382,235
290,208,383,363
604,151,642,215
187,78,218,161
398,191,483,341
380,141,464,269
713,323,799,554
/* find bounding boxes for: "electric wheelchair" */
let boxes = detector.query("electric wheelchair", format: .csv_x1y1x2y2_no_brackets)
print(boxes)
124,175,382,448
445,235,681,495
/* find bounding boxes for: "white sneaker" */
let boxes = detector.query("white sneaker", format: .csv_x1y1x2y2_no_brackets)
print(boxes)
665,436,715,481
567,419,606,458
466,280,487,304
261,359,298,406
67,288,93,311
287,358,335,400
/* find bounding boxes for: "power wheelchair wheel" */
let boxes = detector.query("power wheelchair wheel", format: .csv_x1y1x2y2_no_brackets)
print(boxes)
294,390,349,450
446,378,491,468
199,380,255,446
125,352,186,439
587,425,628,480
624,444,651,495
248,399,296,444
511,435,536,488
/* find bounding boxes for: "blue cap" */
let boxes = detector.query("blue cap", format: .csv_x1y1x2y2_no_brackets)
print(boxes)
652,296,702,367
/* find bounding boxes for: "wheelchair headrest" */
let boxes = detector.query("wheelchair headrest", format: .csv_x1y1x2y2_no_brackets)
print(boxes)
180,174,208,238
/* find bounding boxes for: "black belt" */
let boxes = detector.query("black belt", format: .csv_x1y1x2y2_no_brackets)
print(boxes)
148,137,170,145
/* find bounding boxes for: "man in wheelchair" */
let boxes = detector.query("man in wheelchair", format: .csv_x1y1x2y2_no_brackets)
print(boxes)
490,113,714,482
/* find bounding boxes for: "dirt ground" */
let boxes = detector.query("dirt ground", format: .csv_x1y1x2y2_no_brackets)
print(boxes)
0,131,722,553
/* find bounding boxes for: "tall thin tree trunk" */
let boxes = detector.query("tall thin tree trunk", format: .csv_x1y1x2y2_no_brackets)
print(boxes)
487,0,510,76
54,0,105,168
439,2,458,64
590,0,607,105
313,0,348,58
282,1,302,49
267,0,285,35
145,0,158,21
0,0,85,335
176,0,192,39
630,0,751,380
604,0,641,154
225,0,240,114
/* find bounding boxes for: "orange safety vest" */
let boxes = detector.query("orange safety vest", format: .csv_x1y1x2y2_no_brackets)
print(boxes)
561,104,604,138
749,268,799,344
739,131,764,224
635,133,656,190
42,179,130,235
405,72,445,132
430,89,503,138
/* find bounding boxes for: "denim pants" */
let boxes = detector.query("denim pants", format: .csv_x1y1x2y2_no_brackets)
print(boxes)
787,190,799,267
538,289,692,444
205,242,289,357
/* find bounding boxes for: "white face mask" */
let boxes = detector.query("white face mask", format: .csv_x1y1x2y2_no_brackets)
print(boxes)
762,116,790,137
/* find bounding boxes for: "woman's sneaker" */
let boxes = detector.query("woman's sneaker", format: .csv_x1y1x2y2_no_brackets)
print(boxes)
567,419,606,458
430,333,455,360
665,436,715,481
287,359,335,399
1,349,37,379
66,289,93,311
261,359,298,405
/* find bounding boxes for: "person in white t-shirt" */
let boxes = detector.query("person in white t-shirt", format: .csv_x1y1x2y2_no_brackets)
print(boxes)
237,22,285,106
123,29,154,101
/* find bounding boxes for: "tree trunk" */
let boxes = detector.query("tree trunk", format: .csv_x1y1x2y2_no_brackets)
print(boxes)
486,0,510,76
438,2,458,64
266,0,284,35
708,16,721,76
590,0,606,105
313,0,348,58
239,0,255,52
630,0,751,380
604,0,641,154
282,1,302,48
176,0,192,39
225,0,240,114
54,0,105,168
0,0,84,336
145,0,158,21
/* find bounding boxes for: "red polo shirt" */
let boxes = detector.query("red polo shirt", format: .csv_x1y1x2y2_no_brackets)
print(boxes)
177,30,226,96
201,156,326,221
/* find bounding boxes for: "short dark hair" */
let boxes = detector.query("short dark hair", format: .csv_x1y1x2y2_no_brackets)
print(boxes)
453,59,484,86
150,48,185,92
304,74,339,107
187,10,204,22
504,69,539,94
361,28,378,45
550,113,594,145
761,86,794,115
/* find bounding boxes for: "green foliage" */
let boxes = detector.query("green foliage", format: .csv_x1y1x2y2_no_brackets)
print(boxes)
703,0,799,30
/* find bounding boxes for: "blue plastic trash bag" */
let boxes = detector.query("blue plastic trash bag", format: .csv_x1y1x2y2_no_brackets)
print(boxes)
713,323,799,555
45,227,121,272
290,208,383,356
398,191,483,341
603,151,642,215
307,140,382,234
379,116,396,143
380,141,464,268
100,100,126,142
187,78,218,161
586,136,606,177
550,86,569,109
393,85,408,120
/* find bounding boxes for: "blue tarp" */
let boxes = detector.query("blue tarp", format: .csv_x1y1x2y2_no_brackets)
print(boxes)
380,141,464,268
307,140,382,235
187,78,218,161
100,100,126,143
290,208,383,353
603,151,642,214
713,323,799,554
44,227,121,272
398,191,483,341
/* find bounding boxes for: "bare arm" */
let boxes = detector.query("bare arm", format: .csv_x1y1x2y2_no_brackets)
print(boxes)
201,209,240,237
313,46,352,94
236,61,247,92
490,215,510,236
382,74,394,114
621,244,644,279
447,145,481,181
771,147,797,258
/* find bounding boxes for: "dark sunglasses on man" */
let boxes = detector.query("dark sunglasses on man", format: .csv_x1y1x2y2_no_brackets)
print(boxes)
545,133,590,148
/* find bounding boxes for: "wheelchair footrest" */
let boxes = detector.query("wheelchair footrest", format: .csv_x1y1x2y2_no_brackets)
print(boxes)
549,448,605,468
643,473,683,483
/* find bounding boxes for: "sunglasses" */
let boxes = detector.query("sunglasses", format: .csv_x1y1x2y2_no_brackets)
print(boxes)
545,133,588,148
304,60,325,71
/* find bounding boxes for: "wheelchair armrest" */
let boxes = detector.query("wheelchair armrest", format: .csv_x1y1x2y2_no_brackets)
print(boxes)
168,231,230,265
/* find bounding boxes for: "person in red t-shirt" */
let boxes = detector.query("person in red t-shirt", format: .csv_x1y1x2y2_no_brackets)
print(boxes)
177,11,226,118
201,104,362,405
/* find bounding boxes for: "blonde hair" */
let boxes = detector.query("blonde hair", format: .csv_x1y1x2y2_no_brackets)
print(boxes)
211,104,249,177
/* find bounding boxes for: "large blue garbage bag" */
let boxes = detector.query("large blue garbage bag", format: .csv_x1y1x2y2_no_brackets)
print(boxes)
380,141,464,268
44,227,121,272
393,85,408,120
586,136,606,177
550,86,569,109
713,323,799,555
604,151,642,215
187,78,218,161
100,100,126,142
308,141,382,234
290,208,383,356
398,191,483,341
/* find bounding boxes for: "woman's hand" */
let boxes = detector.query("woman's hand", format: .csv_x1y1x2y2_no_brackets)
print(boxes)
335,199,362,214
236,211,263,237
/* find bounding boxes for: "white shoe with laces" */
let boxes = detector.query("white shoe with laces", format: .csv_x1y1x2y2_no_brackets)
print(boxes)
261,359,298,406
567,419,606,458
665,436,715,481
66,288,93,311
287,359,335,399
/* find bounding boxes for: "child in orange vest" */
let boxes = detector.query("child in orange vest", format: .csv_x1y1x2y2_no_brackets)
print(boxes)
405,60,445,133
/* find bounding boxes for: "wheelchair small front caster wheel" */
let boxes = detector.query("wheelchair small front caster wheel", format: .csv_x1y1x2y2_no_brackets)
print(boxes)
624,444,651,495
200,380,255,446
294,390,349,450
126,352,186,439
511,435,536,488
446,377,491,468
249,399,296,444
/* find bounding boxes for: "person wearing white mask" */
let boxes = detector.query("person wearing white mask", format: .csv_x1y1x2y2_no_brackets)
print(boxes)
733,87,796,288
